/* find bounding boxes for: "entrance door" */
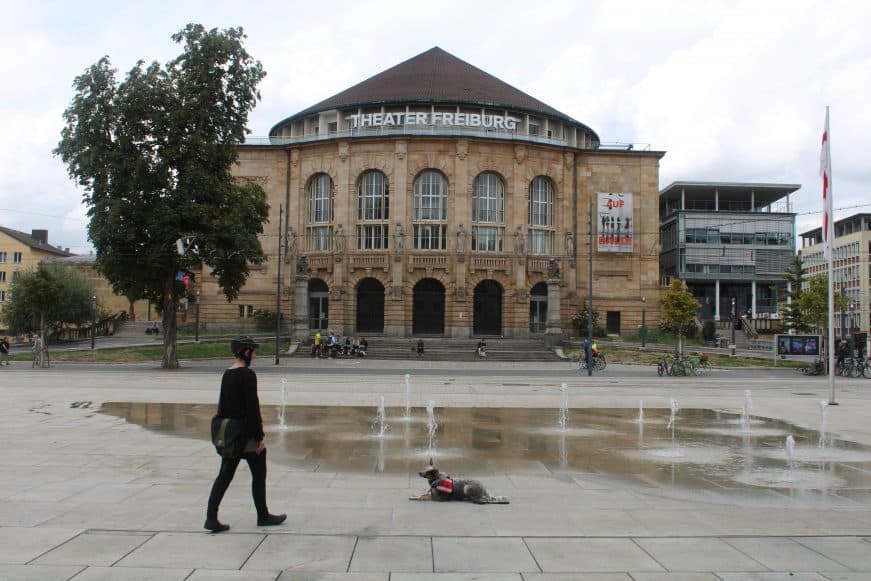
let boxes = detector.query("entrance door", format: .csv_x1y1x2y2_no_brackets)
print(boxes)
356,278,385,333
308,279,329,330
529,282,547,334
606,310,621,335
473,280,502,335
413,278,445,334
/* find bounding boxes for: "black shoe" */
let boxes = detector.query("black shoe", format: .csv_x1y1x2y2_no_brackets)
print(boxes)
204,518,230,532
257,513,286,526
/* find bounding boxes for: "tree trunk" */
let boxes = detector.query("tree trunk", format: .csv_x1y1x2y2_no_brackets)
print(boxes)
39,311,50,368
161,272,179,369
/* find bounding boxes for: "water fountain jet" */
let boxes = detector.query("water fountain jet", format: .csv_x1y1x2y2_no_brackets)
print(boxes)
558,383,569,431
818,400,829,449
425,400,438,454
741,390,752,431
373,395,390,437
277,378,288,430
404,374,412,419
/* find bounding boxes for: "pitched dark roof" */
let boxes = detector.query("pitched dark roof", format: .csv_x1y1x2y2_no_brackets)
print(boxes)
270,47,593,136
0,226,75,257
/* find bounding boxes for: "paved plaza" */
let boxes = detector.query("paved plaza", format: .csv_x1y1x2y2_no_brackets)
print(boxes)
0,358,869,580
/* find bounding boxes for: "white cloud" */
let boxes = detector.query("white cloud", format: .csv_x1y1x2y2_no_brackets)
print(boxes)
2,0,870,251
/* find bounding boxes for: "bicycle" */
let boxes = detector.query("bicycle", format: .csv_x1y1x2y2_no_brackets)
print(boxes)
690,353,712,376
670,356,693,377
578,355,606,372
656,356,674,376
799,359,826,376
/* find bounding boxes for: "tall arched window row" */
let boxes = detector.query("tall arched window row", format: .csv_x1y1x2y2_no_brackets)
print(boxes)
412,170,448,250
356,170,390,250
306,173,333,251
528,176,555,255
471,172,505,252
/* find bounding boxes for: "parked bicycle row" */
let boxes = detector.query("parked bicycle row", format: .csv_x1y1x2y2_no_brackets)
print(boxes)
796,357,871,377
656,353,711,377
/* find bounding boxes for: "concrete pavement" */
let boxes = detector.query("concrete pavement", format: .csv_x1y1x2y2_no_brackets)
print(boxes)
0,358,869,580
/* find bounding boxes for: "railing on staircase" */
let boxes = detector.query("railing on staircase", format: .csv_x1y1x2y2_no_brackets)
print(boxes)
740,316,759,340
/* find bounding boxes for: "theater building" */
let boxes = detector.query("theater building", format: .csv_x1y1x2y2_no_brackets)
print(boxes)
203,47,664,340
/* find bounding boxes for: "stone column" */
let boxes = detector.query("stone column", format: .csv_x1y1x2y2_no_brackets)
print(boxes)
751,280,757,318
714,279,721,321
544,259,562,347
292,255,310,343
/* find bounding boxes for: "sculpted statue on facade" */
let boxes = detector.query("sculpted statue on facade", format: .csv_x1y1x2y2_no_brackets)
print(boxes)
456,224,467,254
295,254,309,275
394,222,405,250
564,231,575,257
334,225,345,253
285,227,298,260
547,258,560,280
515,226,526,256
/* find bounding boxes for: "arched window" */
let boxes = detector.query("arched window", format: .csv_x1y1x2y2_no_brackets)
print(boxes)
471,172,505,252
528,176,555,255
356,170,389,250
412,170,448,250
306,173,333,251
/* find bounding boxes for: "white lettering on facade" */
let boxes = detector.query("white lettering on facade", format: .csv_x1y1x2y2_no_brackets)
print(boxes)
346,111,520,131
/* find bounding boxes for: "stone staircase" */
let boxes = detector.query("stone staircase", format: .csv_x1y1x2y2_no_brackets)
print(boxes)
113,320,162,339
294,336,559,362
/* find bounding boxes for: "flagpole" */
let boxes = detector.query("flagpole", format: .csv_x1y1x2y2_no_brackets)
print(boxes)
823,107,837,404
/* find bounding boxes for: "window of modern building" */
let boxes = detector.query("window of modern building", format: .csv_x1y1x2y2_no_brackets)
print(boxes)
412,170,448,250
306,173,333,252
528,176,555,254
472,172,504,252
238,304,254,318
12,252,22,264
0,252,6,263
0,290,5,302
0,271,5,283
11,271,20,281
356,170,390,250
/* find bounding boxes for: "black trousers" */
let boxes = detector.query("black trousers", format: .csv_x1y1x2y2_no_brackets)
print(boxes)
207,449,268,519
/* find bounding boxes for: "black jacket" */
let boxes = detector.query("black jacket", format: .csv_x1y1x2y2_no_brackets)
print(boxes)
216,367,264,441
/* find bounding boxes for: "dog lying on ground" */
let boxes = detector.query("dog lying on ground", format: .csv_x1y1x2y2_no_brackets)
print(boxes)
409,459,509,504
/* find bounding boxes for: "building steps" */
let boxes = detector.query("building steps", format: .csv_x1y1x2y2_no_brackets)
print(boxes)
293,336,559,362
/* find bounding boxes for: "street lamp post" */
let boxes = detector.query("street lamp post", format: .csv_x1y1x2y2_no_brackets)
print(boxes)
90,294,97,350
730,297,736,357
640,296,647,349
840,289,847,345
849,301,856,357
194,288,201,343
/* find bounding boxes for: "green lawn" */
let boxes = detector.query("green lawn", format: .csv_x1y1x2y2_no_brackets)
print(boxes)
8,340,289,363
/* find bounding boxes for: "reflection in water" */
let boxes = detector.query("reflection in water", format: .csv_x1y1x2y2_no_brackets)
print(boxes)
100,403,871,495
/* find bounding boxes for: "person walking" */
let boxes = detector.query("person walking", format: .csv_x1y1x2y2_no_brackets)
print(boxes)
205,336,286,533
313,330,322,358
0,337,10,366
416,338,425,357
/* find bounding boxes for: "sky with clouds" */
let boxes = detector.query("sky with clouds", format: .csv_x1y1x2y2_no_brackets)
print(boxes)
1,0,867,254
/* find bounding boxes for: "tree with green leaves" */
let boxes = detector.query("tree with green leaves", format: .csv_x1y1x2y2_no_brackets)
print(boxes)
55,24,269,368
659,279,701,355
4,263,98,365
571,304,600,335
782,256,811,333
796,275,849,333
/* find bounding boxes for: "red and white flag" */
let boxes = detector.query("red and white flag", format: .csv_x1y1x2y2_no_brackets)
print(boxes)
820,109,834,259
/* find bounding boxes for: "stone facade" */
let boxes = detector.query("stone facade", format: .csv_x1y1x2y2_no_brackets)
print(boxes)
195,137,663,339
